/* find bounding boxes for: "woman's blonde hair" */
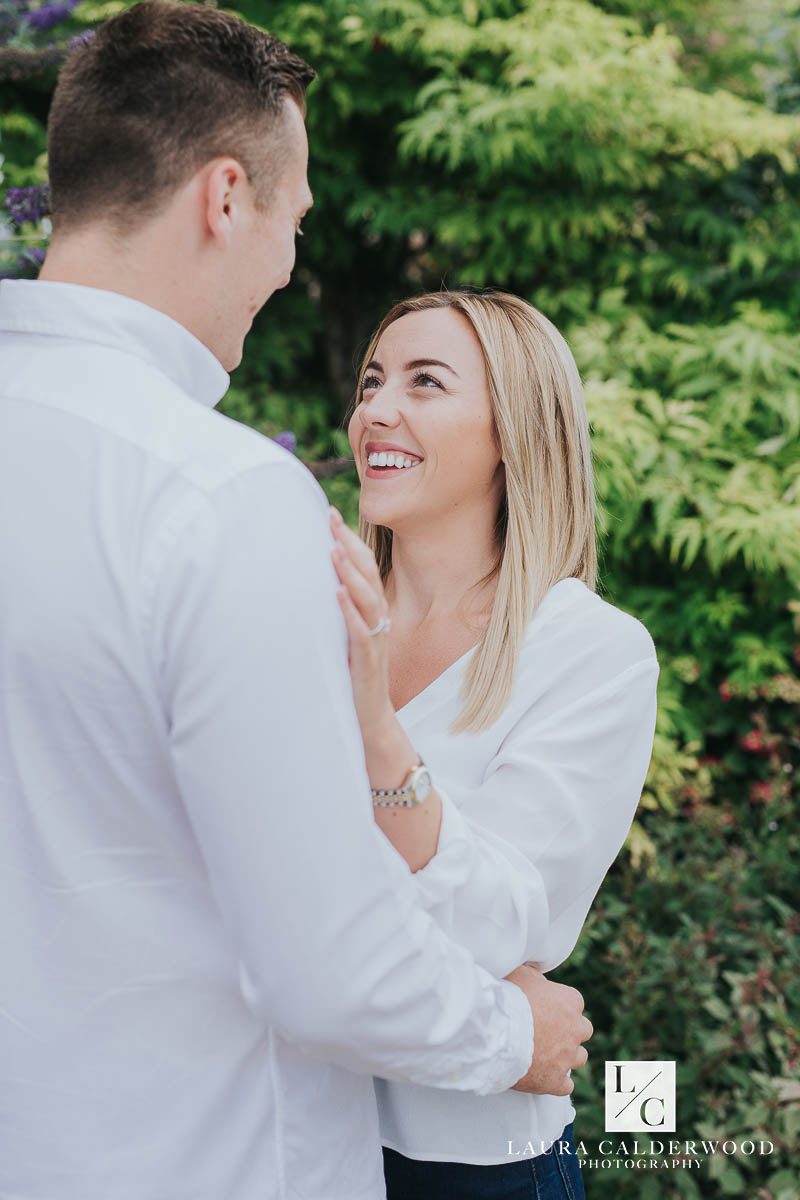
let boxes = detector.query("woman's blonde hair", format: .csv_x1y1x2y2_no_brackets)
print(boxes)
348,289,598,735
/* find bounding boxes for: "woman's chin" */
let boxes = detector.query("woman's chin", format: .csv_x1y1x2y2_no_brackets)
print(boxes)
358,486,424,532
358,499,403,530
360,510,393,530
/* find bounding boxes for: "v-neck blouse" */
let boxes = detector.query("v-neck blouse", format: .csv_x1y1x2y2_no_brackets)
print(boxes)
375,575,660,1164
393,577,586,722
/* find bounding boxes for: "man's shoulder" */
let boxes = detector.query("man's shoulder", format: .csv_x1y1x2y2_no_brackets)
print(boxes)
163,392,312,499
3,334,320,504
123,355,323,507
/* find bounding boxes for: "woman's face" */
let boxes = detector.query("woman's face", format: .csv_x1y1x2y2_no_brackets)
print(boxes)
348,307,505,532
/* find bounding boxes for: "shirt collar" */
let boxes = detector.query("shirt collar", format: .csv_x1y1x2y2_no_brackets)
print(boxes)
0,279,230,409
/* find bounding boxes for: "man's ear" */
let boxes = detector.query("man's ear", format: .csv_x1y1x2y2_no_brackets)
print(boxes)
204,157,249,247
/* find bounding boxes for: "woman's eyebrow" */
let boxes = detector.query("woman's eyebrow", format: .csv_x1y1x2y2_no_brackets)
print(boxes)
406,358,459,377
364,358,459,377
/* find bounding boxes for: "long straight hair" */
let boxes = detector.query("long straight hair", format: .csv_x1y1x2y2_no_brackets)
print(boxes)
348,290,598,735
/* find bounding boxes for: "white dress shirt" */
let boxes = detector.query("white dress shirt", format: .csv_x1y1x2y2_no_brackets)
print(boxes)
378,576,659,1163
0,280,534,1200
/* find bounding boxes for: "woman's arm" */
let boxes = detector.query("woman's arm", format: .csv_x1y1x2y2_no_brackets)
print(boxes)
405,656,659,979
328,506,450,871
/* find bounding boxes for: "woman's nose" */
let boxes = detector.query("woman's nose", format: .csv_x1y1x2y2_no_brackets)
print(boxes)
359,388,403,427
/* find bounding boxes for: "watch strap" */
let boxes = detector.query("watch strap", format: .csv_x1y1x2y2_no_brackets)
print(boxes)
371,758,426,806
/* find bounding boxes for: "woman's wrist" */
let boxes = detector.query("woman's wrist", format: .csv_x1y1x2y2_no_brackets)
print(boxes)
364,710,443,872
362,711,418,791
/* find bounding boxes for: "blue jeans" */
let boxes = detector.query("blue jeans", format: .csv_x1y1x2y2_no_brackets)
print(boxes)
382,1122,586,1199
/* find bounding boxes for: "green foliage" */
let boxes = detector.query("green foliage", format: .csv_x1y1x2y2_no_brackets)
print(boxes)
2,2,798,1192
556,760,799,1196
0,110,46,185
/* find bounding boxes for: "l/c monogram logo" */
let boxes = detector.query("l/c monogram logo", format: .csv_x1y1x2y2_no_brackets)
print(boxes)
604,1061,676,1132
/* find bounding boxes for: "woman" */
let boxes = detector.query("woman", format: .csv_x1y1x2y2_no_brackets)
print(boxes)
329,290,659,1200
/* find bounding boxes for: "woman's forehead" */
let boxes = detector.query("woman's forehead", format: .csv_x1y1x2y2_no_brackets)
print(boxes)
376,307,481,368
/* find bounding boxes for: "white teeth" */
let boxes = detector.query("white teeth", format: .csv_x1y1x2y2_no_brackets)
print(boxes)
367,451,422,469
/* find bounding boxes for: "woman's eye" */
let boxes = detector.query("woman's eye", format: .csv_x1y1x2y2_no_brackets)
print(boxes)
412,372,443,389
359,371,442,401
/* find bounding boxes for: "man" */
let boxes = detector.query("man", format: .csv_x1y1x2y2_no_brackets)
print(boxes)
0,3,591,1197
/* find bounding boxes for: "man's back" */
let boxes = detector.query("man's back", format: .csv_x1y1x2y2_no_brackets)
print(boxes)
0,280,387,1197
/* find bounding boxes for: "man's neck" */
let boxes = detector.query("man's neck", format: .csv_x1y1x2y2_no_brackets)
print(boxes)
41,231,190,327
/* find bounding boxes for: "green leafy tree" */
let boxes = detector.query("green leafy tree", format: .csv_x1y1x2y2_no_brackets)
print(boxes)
2,2,798,1191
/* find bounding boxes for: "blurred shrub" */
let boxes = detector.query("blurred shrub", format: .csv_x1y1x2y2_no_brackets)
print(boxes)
2,3,798,1192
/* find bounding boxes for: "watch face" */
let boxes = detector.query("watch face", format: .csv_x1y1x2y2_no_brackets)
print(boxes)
415,767,432,804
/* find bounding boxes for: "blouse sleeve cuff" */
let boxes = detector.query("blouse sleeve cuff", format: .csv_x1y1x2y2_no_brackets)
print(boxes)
414,786,474,909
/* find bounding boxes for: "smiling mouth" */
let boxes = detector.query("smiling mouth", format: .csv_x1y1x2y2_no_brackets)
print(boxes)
365,466,422,479
364,455,423,479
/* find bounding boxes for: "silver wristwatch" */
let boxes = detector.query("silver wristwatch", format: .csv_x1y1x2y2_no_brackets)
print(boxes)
371,758,433,807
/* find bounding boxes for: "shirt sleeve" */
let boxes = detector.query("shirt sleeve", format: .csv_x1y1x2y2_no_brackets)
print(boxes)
145,456,532,1095
413,642,659,979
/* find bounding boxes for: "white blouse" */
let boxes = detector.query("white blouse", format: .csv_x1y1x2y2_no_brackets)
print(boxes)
375,575,660,1164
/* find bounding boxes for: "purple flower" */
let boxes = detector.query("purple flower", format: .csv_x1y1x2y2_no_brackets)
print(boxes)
4,185,49,227
23,0,79,33
4,184,50,229
21,245,46,267
273,431,297,453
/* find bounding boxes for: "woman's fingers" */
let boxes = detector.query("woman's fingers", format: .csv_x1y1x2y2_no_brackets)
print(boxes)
330,516,387,606
332,544,385,626
336,581,370,641
329,509,384,588
328,510,390,647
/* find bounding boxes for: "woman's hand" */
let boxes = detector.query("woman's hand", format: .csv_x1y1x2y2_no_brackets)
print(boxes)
328,507,395,739
329,506,443,869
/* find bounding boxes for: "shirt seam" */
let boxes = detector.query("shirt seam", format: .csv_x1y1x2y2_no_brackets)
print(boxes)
267,1027,288,1200
0,381,267,491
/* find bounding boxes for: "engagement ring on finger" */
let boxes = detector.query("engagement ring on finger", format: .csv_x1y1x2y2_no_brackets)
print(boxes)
366,616,392,637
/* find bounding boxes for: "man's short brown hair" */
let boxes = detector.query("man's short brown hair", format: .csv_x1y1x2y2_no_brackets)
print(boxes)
47,0,315,232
